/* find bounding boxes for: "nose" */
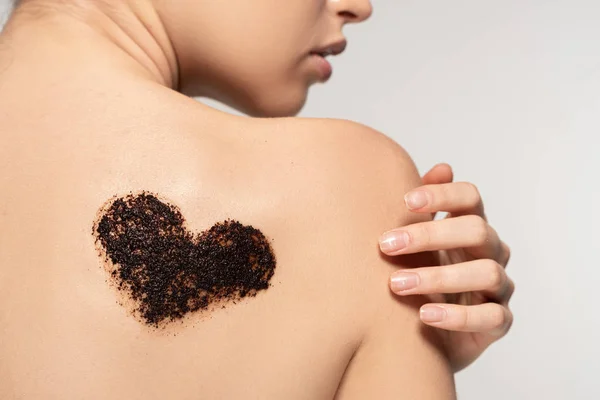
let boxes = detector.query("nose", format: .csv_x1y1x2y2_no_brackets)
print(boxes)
331,0,373,24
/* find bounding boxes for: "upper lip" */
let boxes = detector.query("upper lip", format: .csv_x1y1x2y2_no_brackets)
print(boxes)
311,39,348,57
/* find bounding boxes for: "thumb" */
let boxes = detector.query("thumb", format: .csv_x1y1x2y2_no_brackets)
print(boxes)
420,163,454,220
422,163,454,185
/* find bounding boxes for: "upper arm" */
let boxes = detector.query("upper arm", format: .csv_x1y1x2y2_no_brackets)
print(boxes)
315,120,456,399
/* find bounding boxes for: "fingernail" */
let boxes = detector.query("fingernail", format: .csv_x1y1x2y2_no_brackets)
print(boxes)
405,191,429,210
379,231,409,253
420,306,446,323
390,272,420,293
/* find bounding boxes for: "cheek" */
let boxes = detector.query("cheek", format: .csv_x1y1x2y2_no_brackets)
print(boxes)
177,22,314,115
212,49,302,96
191,51,310,117
234,64,311,117
248,52,315,116
227,44,311,94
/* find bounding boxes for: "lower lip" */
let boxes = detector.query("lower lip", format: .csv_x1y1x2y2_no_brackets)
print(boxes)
310,54,333,81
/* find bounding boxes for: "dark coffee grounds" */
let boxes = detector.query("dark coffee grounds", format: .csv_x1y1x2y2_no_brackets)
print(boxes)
94,192,276,327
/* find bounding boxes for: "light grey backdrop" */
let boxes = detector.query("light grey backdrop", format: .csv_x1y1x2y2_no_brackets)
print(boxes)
1,1,597,399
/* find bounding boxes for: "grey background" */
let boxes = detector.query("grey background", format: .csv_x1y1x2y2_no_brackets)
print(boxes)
1,1,597,399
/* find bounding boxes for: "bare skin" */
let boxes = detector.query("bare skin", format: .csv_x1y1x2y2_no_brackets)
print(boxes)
0,0,516,397
0,9,455,400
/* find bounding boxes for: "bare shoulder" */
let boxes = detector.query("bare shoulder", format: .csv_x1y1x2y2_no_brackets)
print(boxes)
271,117,428,233
251,117,424,210
267,117,456,399
276,116,437,297
286,117,420,181
257,116,433,267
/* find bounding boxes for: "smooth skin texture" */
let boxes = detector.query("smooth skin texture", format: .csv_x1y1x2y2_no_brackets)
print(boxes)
0,0,512,397
0,97,456,398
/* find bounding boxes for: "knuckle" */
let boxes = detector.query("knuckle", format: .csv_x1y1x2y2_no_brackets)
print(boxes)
468,215,489,245
464,181,479,194
503,242,512,265
492,307,513,336
476,221,489,241
490,307,508,330
485,260,505,290
505,309,514,330
465,182,481,205
505,278,516,301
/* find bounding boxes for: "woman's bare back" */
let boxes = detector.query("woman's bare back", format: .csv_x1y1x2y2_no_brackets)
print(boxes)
0,70,455,399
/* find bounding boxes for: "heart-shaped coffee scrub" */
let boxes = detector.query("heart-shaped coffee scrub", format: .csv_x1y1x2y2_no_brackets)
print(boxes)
93,192,276,327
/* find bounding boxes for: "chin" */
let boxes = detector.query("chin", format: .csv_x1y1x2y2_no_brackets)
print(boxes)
241,101,306,118
238,88,309,118
183,78,310,118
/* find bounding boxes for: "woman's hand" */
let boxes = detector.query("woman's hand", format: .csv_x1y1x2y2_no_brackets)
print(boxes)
378,163,514,372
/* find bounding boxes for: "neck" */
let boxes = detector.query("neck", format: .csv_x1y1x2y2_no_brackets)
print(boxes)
2,0,179,90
